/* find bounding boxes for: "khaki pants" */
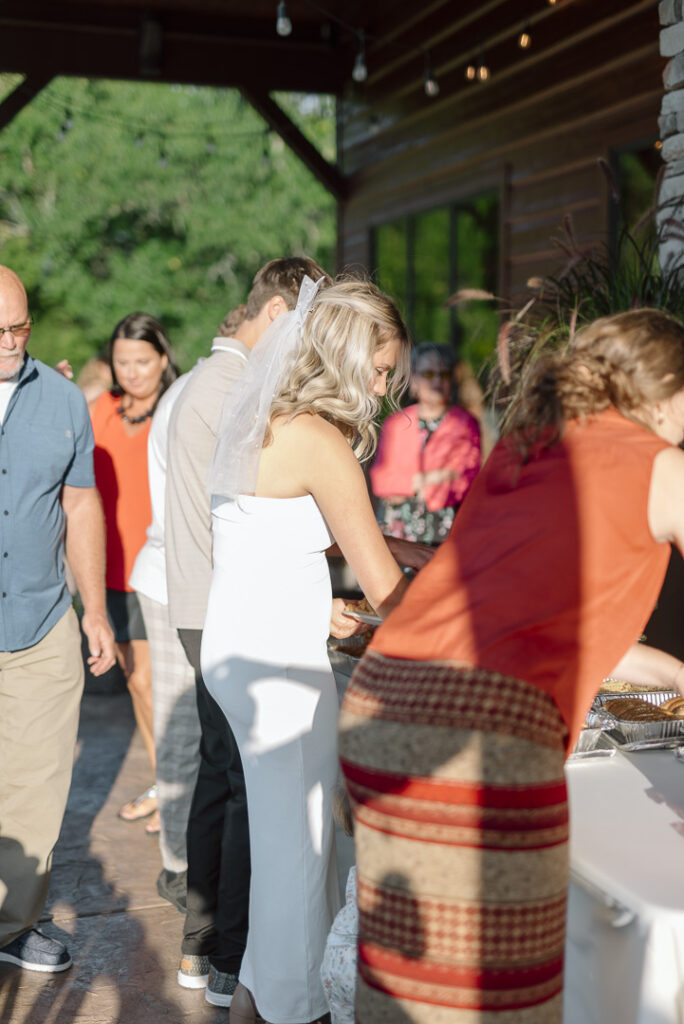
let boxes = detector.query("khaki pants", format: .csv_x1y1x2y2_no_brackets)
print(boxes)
0,607,84,947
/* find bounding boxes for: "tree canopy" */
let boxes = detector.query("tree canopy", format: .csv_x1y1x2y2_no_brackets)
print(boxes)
0,76,336,372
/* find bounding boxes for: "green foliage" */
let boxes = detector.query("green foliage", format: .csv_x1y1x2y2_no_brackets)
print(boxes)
0,76,336,372
453,196,500,370
486,210,684,427
533,213,684,334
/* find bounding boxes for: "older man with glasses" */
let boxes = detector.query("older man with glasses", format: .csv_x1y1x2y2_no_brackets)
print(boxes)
0,265,115,974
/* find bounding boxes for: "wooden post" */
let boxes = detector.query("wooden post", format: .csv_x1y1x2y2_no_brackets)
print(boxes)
0,74,53,132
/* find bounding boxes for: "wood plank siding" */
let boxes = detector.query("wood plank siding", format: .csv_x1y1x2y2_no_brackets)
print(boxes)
338,0,662,304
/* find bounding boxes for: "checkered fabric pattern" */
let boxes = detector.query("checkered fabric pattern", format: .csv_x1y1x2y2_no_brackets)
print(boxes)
339,654,568,1023
138,593,200,873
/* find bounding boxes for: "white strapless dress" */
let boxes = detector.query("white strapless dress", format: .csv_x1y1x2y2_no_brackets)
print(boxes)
201,494,341,1024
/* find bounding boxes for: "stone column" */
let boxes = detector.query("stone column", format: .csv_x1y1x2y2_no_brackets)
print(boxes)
659,0,684,268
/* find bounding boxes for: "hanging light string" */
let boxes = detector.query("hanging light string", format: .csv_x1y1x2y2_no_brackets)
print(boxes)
352,31,368,84
423,53,439,98
12,85,285,166
272,1,565,94
276,2,293,38
29,86,277,146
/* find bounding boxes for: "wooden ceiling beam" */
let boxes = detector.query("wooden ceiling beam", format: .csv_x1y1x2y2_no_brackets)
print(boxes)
0,16,349,93
241,87,348,200
365,0,582,98
344,0,657,151
0,72,53,131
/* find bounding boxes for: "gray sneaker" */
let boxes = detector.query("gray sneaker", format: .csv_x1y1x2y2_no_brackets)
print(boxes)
204,964,239,1007
177,953,210,989
0,928,72,973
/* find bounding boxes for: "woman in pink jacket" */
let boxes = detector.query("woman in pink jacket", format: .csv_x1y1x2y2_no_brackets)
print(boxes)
370,343,481,544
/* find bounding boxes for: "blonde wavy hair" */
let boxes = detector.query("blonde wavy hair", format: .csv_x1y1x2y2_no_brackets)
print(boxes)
266,278,410,461
505,308,684,458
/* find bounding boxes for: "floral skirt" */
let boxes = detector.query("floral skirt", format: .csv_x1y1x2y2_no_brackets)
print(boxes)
378,498,456,545
338,651,569,1023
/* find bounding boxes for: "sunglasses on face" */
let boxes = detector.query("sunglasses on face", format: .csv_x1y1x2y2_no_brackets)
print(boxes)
416,369,451,382
0,318,32,341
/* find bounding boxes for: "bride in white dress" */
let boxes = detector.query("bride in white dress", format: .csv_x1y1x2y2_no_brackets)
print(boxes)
201,278,411,1024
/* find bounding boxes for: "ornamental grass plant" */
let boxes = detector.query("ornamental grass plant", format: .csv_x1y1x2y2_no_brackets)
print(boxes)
467,173,684,431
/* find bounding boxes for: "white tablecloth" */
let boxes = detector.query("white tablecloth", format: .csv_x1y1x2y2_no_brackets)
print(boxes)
564,748,684,1024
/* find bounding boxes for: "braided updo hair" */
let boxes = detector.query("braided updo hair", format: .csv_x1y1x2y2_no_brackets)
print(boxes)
505,308,684,458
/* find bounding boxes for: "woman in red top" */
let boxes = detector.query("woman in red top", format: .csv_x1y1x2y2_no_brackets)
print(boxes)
370,343,481,545
339,309,684,1023
91,313,177,828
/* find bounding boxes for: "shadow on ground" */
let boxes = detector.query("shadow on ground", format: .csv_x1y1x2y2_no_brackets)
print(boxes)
0,689,229,1023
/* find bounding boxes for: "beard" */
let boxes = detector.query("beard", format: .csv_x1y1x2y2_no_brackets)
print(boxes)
0,353,23,380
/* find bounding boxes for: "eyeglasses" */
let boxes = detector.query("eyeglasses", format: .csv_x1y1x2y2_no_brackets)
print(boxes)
416,369,451,382
0,318,32,341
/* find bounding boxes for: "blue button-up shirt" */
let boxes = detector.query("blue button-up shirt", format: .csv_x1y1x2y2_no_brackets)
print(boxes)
0,354,95,651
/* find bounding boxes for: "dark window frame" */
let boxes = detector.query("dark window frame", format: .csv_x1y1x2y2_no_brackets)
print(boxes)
371,190,500,358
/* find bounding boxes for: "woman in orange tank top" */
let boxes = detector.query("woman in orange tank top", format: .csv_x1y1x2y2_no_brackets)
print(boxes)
339,309,684,1024
91,313,177,830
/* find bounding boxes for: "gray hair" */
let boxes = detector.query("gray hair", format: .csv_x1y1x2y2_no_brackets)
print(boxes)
411,342,457,373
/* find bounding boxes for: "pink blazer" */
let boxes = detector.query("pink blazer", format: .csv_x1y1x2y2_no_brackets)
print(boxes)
370,404,481,511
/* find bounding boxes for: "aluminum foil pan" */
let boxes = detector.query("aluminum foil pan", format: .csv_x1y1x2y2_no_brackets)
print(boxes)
592,690,684,750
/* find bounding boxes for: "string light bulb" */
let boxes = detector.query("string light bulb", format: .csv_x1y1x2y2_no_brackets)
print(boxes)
424,53,440,97
477,57,490,82
352,31,368,83
276,2,292,37
465,62,477,81
518,27,531,49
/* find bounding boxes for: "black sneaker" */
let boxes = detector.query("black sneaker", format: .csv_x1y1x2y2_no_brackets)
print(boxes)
156,869,187,914
205,965,239,1007
0,928,72,973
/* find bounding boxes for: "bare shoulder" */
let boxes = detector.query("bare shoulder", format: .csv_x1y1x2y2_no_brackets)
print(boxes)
652,444,684,486
649,445,684,544
272,413,353,458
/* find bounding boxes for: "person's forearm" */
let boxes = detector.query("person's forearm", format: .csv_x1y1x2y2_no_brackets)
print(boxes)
374,573,409,620
327,536,434,571
609,643,684,693
63,490,108,614
384,535,434,571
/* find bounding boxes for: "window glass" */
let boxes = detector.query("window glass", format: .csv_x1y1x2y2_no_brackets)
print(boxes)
413,207,450,344
372,193,499,376
615,147,660,239
374,219,408,321
454,195,499,370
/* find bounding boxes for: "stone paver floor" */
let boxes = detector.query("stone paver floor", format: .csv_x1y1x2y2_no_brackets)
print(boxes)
0,691,235,1024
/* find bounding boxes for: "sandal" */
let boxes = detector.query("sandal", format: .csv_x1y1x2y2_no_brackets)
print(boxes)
117,784,158,822
144,810,161,835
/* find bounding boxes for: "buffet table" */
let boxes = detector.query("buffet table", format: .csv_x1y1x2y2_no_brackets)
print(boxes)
564,747,684,1024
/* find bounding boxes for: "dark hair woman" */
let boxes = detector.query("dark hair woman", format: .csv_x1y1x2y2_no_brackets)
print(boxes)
91,313,178,831
339,308,684,1024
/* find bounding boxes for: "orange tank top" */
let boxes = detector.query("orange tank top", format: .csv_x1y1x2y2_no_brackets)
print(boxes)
91,390,152,592
372,408,672,749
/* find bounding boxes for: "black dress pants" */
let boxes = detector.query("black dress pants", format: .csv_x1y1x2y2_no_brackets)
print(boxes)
178,628,250,975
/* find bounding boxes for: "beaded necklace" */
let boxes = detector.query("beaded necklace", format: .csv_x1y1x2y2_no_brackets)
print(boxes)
117,391,161,425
